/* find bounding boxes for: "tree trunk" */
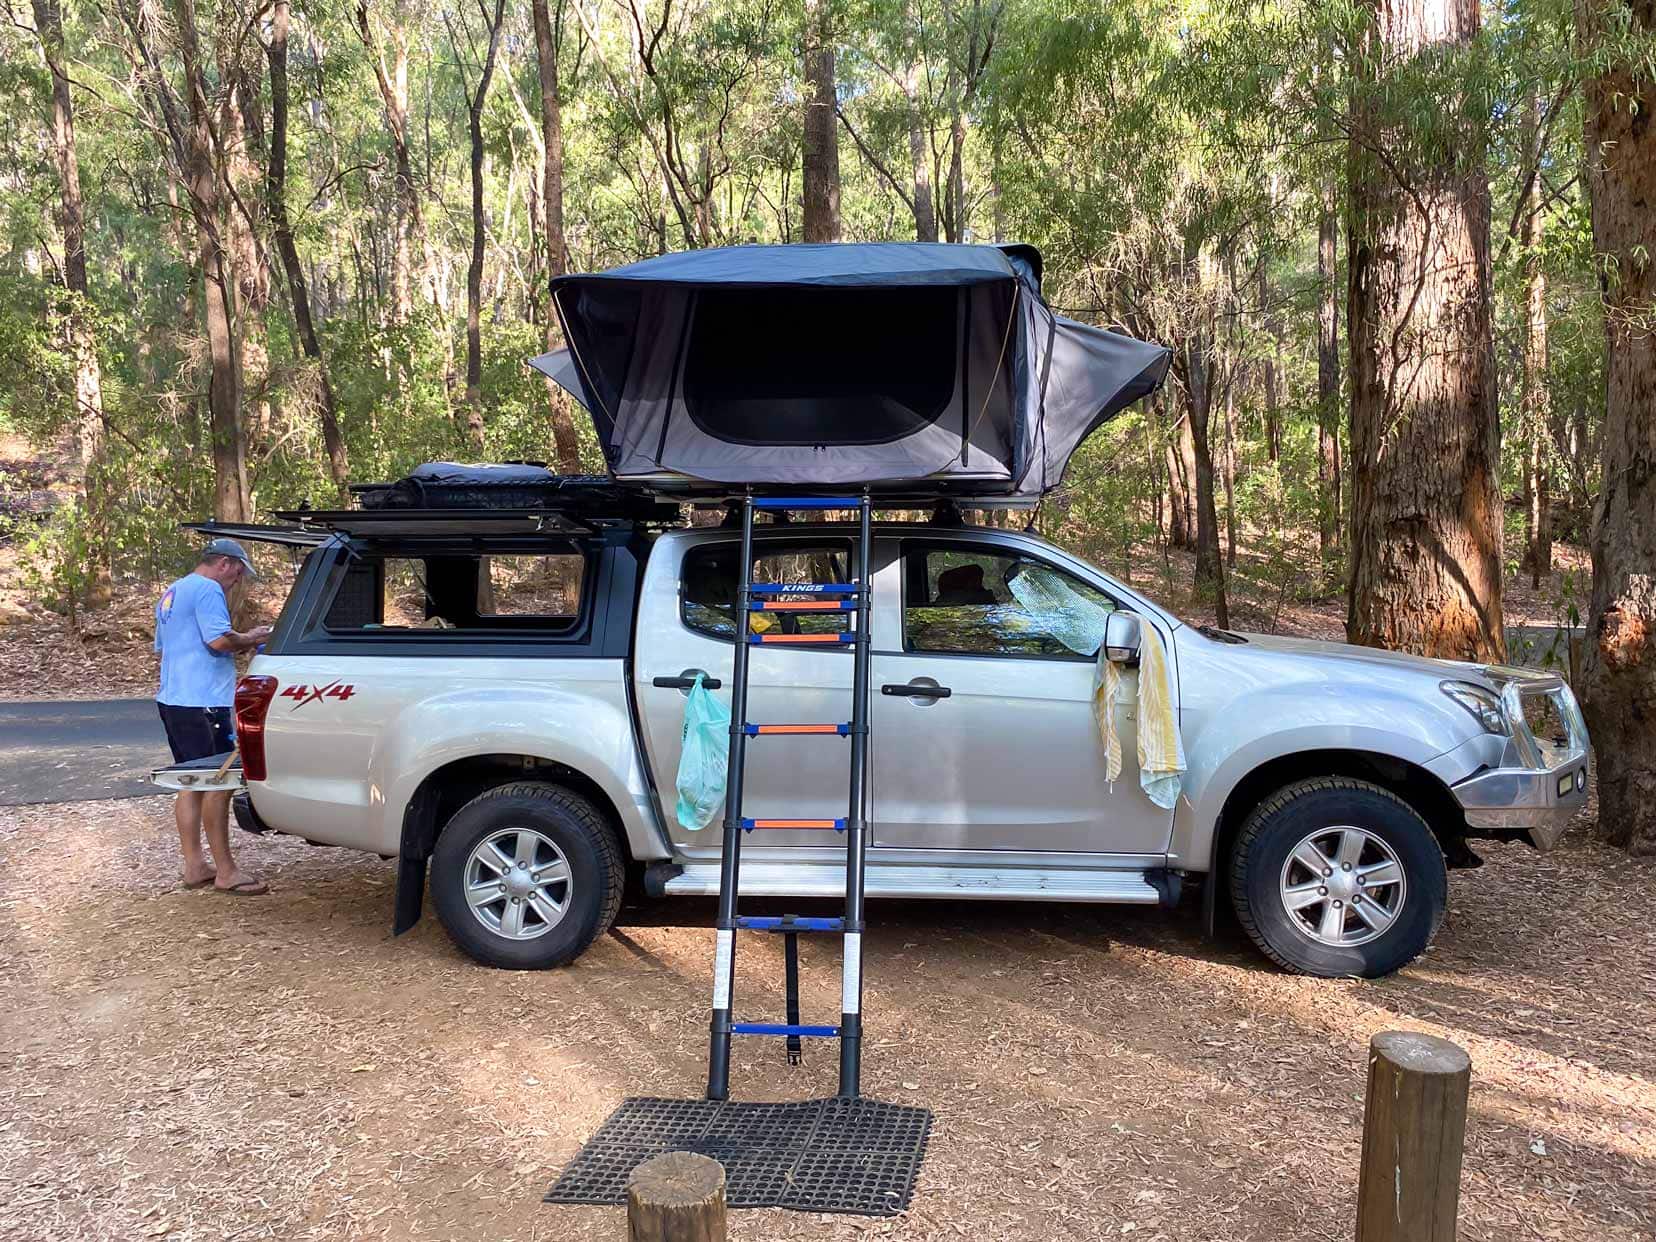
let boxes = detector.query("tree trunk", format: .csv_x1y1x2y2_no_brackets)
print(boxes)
1577,0,1656,854
1184,331,1228,627
531,0,582,473
1165,442,1188,549
1258,258,1281,462
906,58,937,242
32,0,110,587
173,0,249,523
354,0,426,322
801,0,841,243
1166,412,1196,550
944,109,966,242
1520,99,1552,588
1223,377,1237,569
1317,181,1342,572
1345,0,1503,661
461,0,508,451
268,0,349,501
224,47,272,474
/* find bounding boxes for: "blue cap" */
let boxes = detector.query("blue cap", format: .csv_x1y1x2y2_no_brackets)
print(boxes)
203,537,258,579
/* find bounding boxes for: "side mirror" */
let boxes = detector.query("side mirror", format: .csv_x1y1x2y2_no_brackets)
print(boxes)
1105,612,1142,665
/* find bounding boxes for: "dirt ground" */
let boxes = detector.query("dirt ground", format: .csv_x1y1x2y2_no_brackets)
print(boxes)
2,794,1652,1242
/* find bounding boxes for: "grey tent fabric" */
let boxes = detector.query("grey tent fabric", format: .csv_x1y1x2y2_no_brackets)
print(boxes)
529,242,1169,501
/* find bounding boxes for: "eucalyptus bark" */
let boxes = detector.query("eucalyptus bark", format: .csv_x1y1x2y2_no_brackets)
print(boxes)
801,0,841,243
1345,0,1503,660
268,0,349,501
530,0,582,473
1317,183,1342,569
32,0,110,583
1577,0,1656,853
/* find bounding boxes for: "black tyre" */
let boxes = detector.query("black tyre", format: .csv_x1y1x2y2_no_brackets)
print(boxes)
1229,778,1447,978
430,781,624,970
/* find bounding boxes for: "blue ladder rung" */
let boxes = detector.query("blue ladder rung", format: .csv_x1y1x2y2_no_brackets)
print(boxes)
740,817,848,832
731,1022,841,1037
742,723,851,736
747,582,860,596
735,916,845,932
748,631,859,645
751,497,860,510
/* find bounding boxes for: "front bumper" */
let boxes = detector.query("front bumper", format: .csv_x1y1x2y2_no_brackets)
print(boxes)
1448,674,1590,850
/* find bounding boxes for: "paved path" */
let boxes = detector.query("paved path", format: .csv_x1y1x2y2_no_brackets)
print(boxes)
0,699,169,805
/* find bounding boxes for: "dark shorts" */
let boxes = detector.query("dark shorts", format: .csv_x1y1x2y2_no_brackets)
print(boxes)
157,703,236,763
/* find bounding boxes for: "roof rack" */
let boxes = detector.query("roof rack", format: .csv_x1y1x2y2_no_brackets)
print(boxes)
350,463,681,522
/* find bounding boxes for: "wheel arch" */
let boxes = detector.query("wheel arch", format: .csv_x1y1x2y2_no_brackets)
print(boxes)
392,753,634,936
1200,748,1470,935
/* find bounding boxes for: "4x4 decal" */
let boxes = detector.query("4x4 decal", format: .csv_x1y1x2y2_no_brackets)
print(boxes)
281,681,356,710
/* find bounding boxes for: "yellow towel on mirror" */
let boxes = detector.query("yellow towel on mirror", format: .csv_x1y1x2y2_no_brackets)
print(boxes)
1093,613,1187,810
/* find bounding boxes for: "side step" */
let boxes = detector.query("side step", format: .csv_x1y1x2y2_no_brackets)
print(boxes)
662,862,1163,904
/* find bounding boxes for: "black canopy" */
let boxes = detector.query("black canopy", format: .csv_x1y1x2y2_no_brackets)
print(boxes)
531,242,1169,502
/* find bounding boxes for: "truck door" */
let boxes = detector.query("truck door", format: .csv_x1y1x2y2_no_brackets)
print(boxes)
633,535,859,856
870,539,1176,858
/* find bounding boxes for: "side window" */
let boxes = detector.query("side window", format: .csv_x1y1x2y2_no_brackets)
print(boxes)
902,545,1116,658
323,548,587,634
682,543,852,641
480,554,584,618
323,557,432,629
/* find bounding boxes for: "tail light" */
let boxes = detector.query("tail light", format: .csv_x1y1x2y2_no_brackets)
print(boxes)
234,676,279,781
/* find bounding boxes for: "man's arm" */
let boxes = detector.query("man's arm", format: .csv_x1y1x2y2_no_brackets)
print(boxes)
195,582,270,653
206,625,271,653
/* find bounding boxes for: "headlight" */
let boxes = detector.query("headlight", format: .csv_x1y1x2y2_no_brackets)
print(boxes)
1440,680,1508,734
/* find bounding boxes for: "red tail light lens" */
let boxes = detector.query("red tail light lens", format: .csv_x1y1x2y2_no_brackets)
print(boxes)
234,676,279,781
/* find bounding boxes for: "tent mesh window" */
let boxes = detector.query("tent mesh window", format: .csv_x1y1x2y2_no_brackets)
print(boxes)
683,286,959,446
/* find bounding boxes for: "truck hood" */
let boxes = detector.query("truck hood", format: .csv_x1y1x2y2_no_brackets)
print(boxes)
1229,632,1491,686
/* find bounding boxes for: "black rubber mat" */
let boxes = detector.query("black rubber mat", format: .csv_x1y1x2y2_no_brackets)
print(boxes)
545,1096,932,1216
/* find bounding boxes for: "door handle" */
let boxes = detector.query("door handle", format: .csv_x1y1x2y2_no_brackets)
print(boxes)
881,682,951,699
653,671,722,692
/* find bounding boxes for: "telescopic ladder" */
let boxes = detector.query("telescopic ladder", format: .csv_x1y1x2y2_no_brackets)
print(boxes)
706,492,874,1102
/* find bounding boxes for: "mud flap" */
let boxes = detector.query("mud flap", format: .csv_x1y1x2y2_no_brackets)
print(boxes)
393,853,427,936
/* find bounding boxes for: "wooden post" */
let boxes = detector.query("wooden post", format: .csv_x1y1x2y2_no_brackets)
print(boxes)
1356,1031,1471,1242
627,1151,726,1242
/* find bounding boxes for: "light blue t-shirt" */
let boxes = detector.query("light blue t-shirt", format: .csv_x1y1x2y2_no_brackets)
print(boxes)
155,573,236,707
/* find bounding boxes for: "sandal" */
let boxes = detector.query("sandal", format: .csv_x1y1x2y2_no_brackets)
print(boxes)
183,872,217,890
216,879,269,897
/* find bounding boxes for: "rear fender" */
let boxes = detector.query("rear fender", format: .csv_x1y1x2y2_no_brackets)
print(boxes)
375,684,670,863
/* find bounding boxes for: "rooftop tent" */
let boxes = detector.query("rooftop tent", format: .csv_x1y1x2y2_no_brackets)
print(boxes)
530,242,1169,502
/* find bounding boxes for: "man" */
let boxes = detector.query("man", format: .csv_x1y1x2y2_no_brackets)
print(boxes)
155,538,272,895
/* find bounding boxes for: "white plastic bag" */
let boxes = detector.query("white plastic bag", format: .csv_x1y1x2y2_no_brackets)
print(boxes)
674,674,731,831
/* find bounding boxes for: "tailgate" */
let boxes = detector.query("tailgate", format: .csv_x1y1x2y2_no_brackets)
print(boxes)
151,751,244,793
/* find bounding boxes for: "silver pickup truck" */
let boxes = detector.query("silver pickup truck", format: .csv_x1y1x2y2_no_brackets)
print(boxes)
159,507,1589,980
